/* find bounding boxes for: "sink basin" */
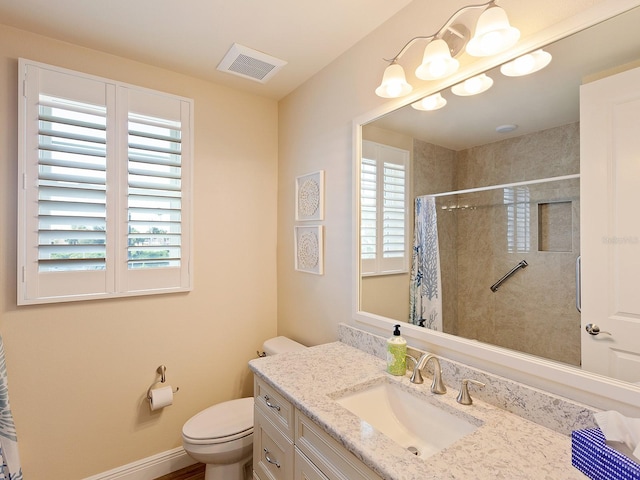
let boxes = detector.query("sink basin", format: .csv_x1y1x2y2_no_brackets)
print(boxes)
335,381,479,458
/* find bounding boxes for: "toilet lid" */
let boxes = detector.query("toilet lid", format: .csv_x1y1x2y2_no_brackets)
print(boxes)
183,397,254,443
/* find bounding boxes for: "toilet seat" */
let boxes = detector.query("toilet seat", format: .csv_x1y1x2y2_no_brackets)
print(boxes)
182,397,254,445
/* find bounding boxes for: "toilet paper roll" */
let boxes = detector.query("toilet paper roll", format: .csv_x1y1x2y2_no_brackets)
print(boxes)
149,385,174,411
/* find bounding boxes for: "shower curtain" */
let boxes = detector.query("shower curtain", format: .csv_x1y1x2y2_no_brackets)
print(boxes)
0,336,22,480
409,195,443,330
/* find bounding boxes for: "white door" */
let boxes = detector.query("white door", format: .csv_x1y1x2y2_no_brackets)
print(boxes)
580,65,640,382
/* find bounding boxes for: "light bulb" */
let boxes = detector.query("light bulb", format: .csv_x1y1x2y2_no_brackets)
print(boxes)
451,74,493,96
375,63,413,98
513,54,535,74
466,6,520,57
464,76,483,94
411,92,447,111
429,58,448,78
415,39,459,80
500,50,552,77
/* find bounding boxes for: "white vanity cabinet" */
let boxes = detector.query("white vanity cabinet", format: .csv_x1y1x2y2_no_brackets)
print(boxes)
254,377,295,480
253,377,382,480
294,410,381,480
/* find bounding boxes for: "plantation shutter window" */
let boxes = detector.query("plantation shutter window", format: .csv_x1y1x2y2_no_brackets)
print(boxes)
360,140,409,276
37,95,108,273
19,60,193,304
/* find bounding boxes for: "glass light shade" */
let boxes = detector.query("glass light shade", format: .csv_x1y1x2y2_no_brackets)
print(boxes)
500,50,552,77
375,63,413,98
451,73,493,96
411,92,447,111
466,6,520,57
415,39,460,80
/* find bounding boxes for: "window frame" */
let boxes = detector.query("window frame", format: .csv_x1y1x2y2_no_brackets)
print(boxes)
18,59,194,305
360,140,410,277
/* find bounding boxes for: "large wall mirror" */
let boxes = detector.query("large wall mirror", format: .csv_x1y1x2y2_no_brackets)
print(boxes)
355,4,640,398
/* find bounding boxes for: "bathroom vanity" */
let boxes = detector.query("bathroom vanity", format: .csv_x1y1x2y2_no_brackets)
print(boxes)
253,375,381,480
249,339,589,479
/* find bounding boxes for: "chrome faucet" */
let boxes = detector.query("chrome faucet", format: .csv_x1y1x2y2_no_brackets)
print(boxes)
456,379,485,405
408,353,447,394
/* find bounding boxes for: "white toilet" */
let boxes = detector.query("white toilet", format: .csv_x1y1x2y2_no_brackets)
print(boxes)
182,336,306,480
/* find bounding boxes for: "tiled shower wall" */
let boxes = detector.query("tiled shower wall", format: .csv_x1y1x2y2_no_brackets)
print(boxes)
413,122,581,366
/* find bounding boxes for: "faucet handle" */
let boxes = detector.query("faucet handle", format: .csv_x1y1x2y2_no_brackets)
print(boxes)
456,379,485,405
406,354,424,384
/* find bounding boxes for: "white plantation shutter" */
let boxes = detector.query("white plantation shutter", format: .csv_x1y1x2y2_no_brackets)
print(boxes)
504,186,531,253
18,60,192,304
37,95,108,272
360,157,377,263
127,113,182,269
382,161,407,261
361,141,409,276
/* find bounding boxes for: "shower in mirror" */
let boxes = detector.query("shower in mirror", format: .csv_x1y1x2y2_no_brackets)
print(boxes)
362,122,581,366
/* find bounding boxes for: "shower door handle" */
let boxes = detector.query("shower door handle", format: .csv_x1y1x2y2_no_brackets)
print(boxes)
575,255,581,312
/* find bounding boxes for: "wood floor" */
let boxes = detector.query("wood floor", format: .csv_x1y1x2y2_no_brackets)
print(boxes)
154,463,205,480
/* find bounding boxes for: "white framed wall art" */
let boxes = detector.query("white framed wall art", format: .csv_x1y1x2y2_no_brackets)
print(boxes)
295,170,324,221
294,225,324,275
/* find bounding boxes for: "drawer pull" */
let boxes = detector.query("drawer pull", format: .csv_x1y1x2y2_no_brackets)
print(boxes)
263,448,281,468
264,394,281,411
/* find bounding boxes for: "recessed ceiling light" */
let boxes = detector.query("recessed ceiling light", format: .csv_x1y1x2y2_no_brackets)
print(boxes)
496,124,518,133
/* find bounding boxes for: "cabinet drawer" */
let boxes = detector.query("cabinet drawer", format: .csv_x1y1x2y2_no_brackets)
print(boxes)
295,412,382,480
255,377,295,438
254,406,294,480
294,448,329,480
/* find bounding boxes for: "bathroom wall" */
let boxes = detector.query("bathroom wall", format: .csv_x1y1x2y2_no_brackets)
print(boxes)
0,24,278,479
414,123,581,365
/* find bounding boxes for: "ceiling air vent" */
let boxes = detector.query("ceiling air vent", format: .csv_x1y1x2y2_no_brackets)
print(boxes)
217,43,287,84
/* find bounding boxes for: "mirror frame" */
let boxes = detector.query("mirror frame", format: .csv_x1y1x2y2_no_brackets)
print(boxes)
352,0,640,416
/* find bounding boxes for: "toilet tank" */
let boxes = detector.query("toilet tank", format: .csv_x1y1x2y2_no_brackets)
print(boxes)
262,336,306,355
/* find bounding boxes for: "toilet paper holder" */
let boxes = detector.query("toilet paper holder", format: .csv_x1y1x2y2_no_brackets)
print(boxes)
146,365,179,400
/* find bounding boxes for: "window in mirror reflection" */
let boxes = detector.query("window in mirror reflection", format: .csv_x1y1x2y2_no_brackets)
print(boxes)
360,140,409,276
504,187,531,253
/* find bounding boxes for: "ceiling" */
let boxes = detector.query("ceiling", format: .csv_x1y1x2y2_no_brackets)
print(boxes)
370,6,640,150
0,0,412,100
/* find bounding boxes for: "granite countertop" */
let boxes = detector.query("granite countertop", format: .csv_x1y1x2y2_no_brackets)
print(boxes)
249,341,587,480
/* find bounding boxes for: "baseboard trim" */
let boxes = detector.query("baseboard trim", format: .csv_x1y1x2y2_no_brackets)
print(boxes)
83,447,196,480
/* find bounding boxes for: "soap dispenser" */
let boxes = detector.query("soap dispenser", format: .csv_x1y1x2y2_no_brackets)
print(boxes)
387,324,407,375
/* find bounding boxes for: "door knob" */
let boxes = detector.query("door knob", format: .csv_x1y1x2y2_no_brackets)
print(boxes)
585,323,612,336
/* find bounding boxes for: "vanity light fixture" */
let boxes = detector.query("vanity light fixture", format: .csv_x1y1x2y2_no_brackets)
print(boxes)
500,49,552,77
411,92,447,111
415,39,460,81
465,5,521,57
375,0,519,98
451,73,494,96
375,61,413,98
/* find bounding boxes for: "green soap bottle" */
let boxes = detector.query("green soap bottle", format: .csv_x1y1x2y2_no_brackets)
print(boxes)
386,324,407,375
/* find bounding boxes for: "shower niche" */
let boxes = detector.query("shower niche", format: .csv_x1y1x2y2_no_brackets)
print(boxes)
538,201,573,252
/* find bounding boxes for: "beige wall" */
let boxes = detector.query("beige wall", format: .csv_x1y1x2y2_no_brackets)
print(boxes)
0,25,278,479
276,0,605,344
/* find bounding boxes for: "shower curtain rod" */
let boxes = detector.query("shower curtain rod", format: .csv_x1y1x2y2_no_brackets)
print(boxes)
425,173,580,198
